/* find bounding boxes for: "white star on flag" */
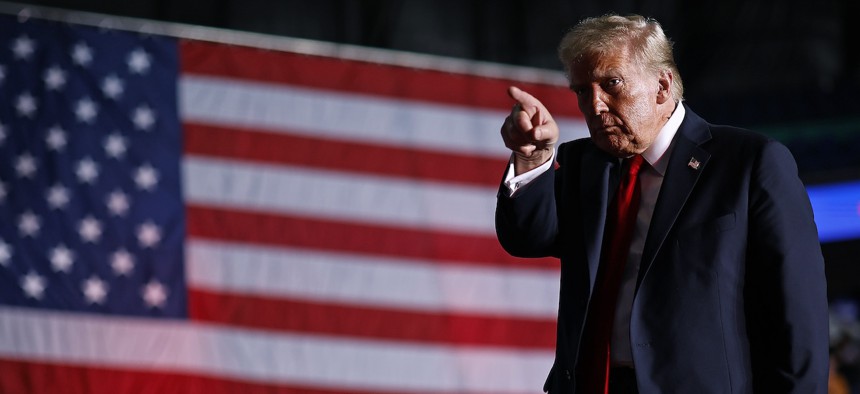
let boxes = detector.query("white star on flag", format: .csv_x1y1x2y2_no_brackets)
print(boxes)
45,125,67,151
44,65,67,90
71,41,93,66
49,244,75,273
12,34,36,60
0,121,6,145
104,133,127,159
78,216,103,243
106,190,130,216
0,239,12,266
18,211,40,237
0,64,5,83
46,184,71,210
101,74,124,99
0,181,6,203
132,105,156,130
15,152,37,178
142,279,167,309
127,48,151,74
21,271,46,300
82,275,109,305
15,91,37,118
111,248,135,276
137,221,161,248
75,97,98,123
134,163,159,191
75,157,99,184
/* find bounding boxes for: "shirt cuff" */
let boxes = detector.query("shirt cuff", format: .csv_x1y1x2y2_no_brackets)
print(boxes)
503,150,556,196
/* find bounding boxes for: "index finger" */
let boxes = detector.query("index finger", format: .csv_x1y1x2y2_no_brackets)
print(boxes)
508,86,548,125
507,86,543,110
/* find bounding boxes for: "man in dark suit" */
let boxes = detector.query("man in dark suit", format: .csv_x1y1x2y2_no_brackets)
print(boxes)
496,14,829,393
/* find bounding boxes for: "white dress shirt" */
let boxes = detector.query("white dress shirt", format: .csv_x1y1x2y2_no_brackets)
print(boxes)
503,103,686,365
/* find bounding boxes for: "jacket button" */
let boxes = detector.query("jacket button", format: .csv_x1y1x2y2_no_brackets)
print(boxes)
565,369,572,380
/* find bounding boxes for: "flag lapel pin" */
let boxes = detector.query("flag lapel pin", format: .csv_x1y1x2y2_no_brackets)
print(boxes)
688,157,701,170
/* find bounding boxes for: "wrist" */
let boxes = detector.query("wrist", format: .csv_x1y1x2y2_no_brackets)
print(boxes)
513,148,553,175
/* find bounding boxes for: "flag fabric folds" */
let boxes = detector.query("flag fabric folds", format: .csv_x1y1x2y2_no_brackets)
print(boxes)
0,11,590,394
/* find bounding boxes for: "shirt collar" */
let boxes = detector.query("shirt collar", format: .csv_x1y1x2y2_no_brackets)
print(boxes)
641,102,685,176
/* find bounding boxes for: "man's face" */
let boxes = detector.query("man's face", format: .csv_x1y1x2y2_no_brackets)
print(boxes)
569,48,668,157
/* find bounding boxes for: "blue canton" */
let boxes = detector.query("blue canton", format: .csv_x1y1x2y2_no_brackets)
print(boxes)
0,14,186,317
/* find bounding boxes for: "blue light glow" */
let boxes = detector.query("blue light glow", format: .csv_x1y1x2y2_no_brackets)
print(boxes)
806,181,860,243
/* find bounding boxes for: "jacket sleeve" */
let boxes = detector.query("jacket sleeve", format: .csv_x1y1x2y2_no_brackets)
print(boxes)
746,140,829,393
495,160,560,259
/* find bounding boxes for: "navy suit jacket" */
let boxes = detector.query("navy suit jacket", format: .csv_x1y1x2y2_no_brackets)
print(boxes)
496,105,829,393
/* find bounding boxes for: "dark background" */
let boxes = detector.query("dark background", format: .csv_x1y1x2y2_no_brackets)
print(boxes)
5,0,860,296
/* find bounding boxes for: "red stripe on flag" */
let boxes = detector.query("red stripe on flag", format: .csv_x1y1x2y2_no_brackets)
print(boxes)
0,358,478,394
179,39,582,117
188,288,556,349
183,122,506,187
186,205,558,270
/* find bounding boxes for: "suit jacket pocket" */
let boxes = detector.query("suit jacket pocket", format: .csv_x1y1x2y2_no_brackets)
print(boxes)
674,211,740,284
714,212,736,232
678,212,737,236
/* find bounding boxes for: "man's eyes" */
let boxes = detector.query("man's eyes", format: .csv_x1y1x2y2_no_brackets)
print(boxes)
571,78,621,95
604,78,622,88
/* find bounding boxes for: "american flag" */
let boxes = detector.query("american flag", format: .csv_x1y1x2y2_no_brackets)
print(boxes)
0,9,591,394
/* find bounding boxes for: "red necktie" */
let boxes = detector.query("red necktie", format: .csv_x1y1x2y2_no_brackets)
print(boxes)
578,154,644,394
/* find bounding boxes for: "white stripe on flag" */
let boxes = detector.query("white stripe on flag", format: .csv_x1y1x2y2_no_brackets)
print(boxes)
183,155,497,235
179,75,588,158
0,306,553,392
186,239,559,318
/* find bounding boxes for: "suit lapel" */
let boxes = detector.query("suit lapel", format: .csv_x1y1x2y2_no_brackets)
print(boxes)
580,147,616,290
637,106,712,288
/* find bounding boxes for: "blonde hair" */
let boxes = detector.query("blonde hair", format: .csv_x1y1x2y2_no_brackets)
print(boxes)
558,14,684,101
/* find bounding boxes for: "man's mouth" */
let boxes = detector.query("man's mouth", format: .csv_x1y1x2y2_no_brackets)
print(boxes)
593,124,619,132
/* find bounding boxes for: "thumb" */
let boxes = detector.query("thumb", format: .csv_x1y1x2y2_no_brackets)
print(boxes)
533,125,544,141
532,106,547,127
